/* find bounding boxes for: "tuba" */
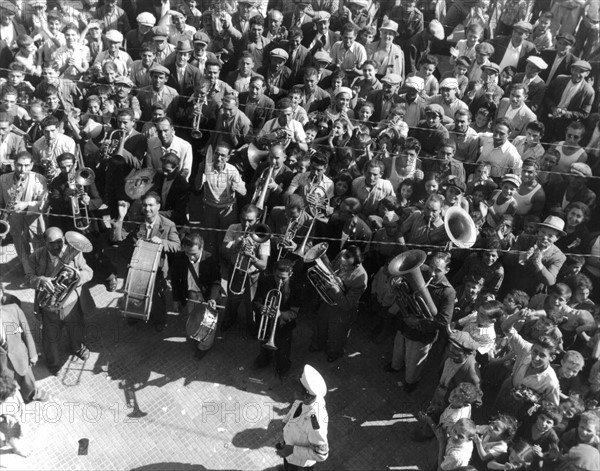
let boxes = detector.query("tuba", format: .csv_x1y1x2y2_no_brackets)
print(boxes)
388,250,438,320
303,242,344,306
427,206,477,249
229,223,272,295
37,232,93,310
257,279,283,350
0,173,27,239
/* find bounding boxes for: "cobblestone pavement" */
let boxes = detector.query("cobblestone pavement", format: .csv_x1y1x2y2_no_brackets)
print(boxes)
0,240,441,471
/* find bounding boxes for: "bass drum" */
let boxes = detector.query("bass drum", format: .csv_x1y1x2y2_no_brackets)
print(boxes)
185,296,219,351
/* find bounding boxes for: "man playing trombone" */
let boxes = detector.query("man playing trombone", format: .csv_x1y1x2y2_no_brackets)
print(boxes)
221,204,270,335
252,259,301,379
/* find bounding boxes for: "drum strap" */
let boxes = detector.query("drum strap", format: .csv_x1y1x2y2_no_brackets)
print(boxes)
187,259,207,297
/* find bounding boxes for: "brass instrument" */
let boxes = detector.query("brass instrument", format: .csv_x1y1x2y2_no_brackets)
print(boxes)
248,128,290,169
41,138,60,181
191,95,205,139
69,166,96,231
388,250,438,320
519,245,540,266
305,175,329,217
99,129,124,161
257,279,283,350
124,168,156,200
427,206,477,249
303,242,344,306
229,223,272,295
252,164,275,215
36,231,93,309
0,173,27,239
277,216,302,260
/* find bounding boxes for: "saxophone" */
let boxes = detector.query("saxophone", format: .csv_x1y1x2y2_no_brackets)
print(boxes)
40,138,60,182
0,173,27,238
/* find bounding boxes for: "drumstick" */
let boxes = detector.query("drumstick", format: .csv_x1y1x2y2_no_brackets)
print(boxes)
187,299,225,309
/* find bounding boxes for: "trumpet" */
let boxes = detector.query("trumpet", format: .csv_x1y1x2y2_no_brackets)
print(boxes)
191,95,205,139
303,242,344,306
99,129,124,161
69,166,96,231
257,279,283,350
229,223,271,295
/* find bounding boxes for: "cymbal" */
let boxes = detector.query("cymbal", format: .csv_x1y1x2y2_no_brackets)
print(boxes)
124,168,156,200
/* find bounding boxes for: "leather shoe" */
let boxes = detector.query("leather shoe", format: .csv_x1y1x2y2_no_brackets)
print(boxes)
106,274,118,292
194,349,207,361
384,362,400,373
32,389,50,402
75,347,90,361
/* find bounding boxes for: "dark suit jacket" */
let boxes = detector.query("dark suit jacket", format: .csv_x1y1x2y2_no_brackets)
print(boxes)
301,26,340,54
0,303,37,376
250,162,295,209
487,37,537,72
111,214,181,277
137,85,179,122
539,50,578,82
512,73,547,111
302,85,331,113
238,92,275,132
285,44,313,81
324,215,372,258
365,89,404,122
494,98,537,138
283,12,312,30
257,65,294,100
542,75,595,122
166,63,202,96
224,70,264,91
155,172,192,226
171,250,220,306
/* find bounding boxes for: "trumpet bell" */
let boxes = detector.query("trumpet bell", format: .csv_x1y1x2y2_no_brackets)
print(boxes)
0,220,10,238
125,168,156,200
249,223,271,244
191,130,203,139
303,242,329,263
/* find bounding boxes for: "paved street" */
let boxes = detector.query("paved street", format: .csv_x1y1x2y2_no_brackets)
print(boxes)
0,240,439,471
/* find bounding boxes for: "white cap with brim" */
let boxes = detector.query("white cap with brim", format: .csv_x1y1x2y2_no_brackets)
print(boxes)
537,215,566,237
301,364,327,397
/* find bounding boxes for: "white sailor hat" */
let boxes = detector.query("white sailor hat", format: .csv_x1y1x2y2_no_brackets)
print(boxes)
301,364,327,397
335,86,353,98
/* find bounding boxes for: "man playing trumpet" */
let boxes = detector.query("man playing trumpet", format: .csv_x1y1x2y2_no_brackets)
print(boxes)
252,259,301,380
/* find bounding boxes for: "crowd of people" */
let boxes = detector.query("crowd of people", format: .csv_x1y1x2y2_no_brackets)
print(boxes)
0,0,600,469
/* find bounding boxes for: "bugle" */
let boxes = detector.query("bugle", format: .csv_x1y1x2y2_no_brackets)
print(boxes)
427,206,477,249
229,224,272,295
257,279,283,350
388,250,438,319
303,242,344,306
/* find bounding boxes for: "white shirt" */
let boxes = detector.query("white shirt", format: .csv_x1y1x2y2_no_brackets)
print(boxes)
478,134,522,178
259,118,307,150
498,41,522,72
147,135,193,181
330,41,367,71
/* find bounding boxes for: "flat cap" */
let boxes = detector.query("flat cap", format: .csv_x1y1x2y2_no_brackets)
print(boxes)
314,51,332,64
136,12,156,27
512,20,533,33
570,162,592,177
193,31,210,45
114,76,134,87
425,103,445,117
476,42,495,55
404,76,424,91
481,62,500,74
444,175,466,193
381,73,402,85
152,26,169,40
348,0,369,6
526,56,548,70
270,48,289,60
449,330,479,352
556,33,576,45
105,30,123,43
313,11,331,22
439,77,458,89
149,64,170,75
383,211,400,225
501,173,521,188
301,364,327,397
572,60,592,71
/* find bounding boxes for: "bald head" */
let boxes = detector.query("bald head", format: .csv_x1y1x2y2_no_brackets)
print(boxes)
269,144,286,168
45,227,64,242
45,227,65,256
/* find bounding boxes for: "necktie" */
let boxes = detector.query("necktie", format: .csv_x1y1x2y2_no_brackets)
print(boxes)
293,403,303,418
146,223,153,239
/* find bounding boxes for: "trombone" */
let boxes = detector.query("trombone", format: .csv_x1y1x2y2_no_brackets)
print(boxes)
229,223,272,295
257,279,283,350
252,164,275,223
